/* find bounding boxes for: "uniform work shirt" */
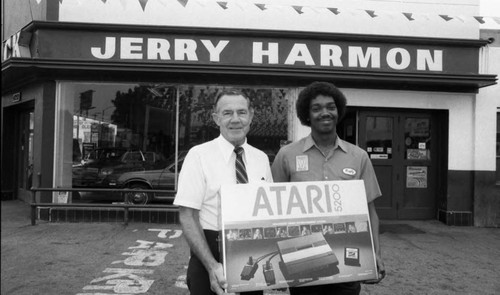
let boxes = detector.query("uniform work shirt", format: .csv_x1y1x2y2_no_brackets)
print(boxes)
271,134,381,203
173,135,273,231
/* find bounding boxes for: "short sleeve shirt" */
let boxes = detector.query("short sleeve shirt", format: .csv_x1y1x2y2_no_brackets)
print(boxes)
271,135,381,203
173,135,273,231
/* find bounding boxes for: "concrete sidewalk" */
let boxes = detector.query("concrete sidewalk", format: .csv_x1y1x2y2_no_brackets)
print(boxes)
2,200,499,294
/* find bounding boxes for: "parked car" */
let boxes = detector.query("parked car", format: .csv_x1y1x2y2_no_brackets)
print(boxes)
100,151,188,204
72,148,165,188
75,148,274,205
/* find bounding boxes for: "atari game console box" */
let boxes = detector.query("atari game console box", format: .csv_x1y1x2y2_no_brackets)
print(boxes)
220,180,378,293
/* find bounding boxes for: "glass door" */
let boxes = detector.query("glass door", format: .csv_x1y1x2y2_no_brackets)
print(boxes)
359,113,398,219
358,110,438,219
399,114,437,219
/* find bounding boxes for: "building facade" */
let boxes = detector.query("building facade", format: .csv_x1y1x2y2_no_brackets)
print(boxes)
2,0,499,226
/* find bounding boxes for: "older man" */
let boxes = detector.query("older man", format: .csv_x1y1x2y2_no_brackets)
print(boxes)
174,90,272,295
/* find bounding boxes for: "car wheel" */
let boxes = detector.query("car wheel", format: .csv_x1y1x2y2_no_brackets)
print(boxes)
126,184,151,205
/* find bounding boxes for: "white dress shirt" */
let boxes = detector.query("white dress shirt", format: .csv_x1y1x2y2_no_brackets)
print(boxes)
174,135,273,230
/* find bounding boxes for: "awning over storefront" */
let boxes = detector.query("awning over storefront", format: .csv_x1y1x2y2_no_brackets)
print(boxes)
2,21,497,93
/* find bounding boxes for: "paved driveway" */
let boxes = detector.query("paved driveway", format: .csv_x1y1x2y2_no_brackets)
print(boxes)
1,201,189,295
2,200,500,295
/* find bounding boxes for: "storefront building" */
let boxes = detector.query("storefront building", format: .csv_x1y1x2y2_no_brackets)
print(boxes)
2,0,499,226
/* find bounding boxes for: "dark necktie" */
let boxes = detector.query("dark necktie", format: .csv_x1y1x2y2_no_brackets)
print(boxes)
234,146,249,184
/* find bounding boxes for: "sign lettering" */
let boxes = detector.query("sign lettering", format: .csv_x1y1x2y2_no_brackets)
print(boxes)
252,183,343,217
90,37,444,72
91,37,230,62
2,31,31,61
26,28,481,75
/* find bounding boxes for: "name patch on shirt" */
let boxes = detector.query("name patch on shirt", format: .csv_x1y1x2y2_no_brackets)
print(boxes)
343,168,357,176
296,155,309,172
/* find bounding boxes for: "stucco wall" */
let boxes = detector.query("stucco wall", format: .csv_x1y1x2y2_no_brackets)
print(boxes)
475,29,500,227
58,0,480,39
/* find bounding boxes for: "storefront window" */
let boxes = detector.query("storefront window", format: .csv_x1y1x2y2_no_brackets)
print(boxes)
404,118,431,160
55,83,289,204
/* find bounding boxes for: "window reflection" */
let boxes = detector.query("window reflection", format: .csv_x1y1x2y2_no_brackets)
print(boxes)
177,86,288,164
60,83,288,204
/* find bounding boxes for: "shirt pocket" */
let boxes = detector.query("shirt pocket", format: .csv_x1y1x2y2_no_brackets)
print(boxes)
290,170,320,182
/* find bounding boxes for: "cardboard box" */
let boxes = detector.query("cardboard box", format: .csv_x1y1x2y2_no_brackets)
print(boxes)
220,180,377,293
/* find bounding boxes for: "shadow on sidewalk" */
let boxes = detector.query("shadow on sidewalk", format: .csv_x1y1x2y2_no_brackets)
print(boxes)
1,200,31,223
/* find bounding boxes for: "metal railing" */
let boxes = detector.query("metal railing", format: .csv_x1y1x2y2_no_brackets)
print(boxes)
30,187,178,226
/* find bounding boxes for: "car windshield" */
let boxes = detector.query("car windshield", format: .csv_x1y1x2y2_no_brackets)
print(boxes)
165,151,188,171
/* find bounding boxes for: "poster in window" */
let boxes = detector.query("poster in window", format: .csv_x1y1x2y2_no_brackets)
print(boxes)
408,119,430,137
406,166,427,188
407,149,428,160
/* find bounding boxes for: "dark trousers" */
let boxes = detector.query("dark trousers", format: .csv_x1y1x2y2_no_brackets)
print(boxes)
186,230,262,295
289,282,361,295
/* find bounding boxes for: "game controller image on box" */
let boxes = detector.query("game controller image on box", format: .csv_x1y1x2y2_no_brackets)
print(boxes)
236,233,340,286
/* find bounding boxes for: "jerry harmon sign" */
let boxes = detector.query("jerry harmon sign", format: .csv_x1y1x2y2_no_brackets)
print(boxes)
26,28,480,75
220,180,377,293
